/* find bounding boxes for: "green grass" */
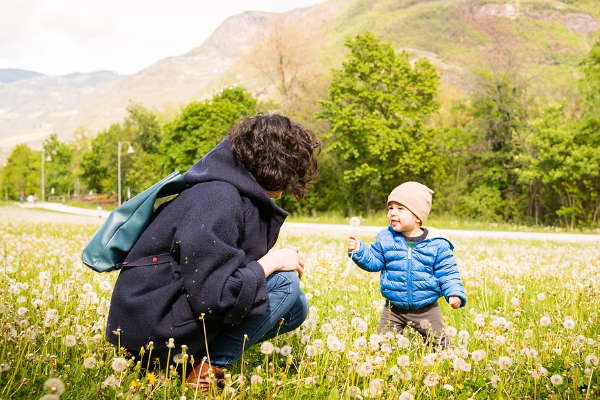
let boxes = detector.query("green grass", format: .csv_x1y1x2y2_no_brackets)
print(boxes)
1,208,599,399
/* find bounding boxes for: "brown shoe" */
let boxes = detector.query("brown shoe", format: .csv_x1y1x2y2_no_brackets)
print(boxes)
186,359,225,393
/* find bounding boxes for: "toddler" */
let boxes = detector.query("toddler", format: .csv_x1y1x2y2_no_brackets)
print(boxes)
348,182,466,346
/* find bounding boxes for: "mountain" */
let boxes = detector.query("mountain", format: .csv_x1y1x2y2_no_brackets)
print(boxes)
0,69,44,84
0,0,598,159
0,10,289,158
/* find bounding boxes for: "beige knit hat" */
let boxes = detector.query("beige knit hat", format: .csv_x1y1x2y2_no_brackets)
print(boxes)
387,182,434,223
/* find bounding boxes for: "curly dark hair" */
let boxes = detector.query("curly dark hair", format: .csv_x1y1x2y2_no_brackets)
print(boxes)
229,113,321,201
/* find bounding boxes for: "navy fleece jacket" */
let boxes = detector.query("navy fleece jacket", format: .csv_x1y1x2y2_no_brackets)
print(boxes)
106,139,287,355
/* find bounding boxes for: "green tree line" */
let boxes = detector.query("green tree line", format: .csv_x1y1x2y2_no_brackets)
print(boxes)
2,31,600,229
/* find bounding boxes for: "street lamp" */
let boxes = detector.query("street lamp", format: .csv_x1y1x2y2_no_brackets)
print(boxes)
41,149,52,203
117,141,135,205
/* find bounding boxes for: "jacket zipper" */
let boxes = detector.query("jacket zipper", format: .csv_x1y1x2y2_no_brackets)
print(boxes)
407,246,413,309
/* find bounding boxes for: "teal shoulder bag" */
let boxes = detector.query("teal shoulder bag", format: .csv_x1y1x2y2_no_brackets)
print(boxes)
82,170,187,272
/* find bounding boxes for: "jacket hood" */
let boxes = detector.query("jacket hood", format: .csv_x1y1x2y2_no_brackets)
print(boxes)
183,138,288,218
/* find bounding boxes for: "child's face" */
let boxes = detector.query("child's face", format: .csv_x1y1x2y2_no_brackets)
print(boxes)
387,202,421,235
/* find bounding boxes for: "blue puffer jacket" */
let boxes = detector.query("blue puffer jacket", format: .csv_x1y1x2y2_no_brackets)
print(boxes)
351,227,467,310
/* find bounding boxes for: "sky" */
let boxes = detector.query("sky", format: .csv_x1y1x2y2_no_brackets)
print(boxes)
0,0,327,76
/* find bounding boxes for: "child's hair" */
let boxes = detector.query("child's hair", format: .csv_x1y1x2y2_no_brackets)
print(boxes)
229,113,321,201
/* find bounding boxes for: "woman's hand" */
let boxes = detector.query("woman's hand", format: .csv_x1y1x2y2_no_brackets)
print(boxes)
348,236,360,252
258,247,304,279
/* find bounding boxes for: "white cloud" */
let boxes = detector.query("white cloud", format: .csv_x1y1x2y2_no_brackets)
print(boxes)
0,0,326,76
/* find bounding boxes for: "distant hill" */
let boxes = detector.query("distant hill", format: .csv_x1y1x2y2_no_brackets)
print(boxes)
0,68,44,84
0,10,284,157
0,0,598,159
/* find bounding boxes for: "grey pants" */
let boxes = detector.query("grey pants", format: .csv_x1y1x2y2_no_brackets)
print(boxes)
378,300,448,347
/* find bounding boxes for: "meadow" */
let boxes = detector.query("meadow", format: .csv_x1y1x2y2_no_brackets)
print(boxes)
0,207,599,399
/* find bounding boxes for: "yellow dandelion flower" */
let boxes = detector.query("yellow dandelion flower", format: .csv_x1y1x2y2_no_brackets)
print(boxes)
146,373,157,385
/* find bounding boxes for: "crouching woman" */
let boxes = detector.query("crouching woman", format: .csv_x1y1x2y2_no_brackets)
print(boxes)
105,113,320,391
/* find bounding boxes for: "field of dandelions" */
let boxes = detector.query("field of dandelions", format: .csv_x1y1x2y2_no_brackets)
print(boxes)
1,207,599,400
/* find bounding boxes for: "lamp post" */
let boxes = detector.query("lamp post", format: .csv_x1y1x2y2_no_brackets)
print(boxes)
41,149,52,203
117,141,135,205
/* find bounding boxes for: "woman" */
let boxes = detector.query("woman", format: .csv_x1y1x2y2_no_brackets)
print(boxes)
106,113,320,391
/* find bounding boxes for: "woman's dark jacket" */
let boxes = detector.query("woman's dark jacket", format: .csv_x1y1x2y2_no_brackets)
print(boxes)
106,139,288,354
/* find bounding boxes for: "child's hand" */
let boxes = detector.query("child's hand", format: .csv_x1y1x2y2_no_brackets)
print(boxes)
348,236,360,252
449,296,461,309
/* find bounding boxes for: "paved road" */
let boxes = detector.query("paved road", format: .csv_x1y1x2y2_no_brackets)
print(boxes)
281,222,600,243
18,202,111,218
17,203,600,243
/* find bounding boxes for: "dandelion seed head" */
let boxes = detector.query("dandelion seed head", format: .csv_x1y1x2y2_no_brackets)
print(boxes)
358,361,373,377
250,375,262,385
83,357,97,369
473,314,485,326
305,345,318,357
537,292,546,301
471,349,486,362
550,374,563,385
399,391,414,400
260,341,274,355
522,347,538,358
498,356,512,370
423,372,440,387
43,378,65,395
494,335,506,346
111,357,127,373
585,354,599,366
397,355,410,367
396,334,410,349
64,335,76,347
280,345,292,356
445,326,457,337
563,317,575,329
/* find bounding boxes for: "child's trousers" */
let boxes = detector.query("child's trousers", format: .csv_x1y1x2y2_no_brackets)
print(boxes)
378,299,448,347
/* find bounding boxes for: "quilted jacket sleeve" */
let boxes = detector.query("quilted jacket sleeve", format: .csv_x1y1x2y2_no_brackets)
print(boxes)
433,240,467,307
350,239,385,272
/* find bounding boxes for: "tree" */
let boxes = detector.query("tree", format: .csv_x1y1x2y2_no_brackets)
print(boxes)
245,15,318,108
461,59,532,221
42,134,76,196
3,144,38,199
518,106,600,229
318,31,440,212
159,87,258,173
79,104,163,199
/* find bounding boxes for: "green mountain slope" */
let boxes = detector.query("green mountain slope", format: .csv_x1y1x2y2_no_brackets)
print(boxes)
223,0,599,106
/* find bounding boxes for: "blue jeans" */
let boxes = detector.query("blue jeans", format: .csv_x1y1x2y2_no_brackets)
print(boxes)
207,271,308,368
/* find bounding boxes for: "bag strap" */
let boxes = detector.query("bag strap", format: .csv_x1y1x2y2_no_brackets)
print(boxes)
115,253,175,270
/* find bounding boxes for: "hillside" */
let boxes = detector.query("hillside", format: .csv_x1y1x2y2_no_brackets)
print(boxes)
0,0,598,159
0,68,44,84
225,0,600,107
0,11,282,158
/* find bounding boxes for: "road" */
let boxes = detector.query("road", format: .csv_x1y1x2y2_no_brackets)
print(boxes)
16,203,600,243
282,222,600,243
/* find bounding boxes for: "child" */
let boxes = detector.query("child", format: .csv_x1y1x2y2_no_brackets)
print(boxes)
348,182,466,346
